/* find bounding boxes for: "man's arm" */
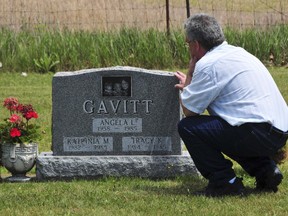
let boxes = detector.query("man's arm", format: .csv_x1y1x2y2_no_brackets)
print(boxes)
174,58,198,117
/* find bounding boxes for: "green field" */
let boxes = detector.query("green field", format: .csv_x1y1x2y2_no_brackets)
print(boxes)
0,24,288,216
0,67,287,216
0,2,288,214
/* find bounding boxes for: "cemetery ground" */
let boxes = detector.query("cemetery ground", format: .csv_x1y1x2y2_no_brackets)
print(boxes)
0,68,287,215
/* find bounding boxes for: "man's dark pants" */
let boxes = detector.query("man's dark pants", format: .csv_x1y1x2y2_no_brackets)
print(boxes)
178,115,288,185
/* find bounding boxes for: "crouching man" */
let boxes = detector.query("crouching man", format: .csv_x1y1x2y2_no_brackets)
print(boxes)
175,14,288,197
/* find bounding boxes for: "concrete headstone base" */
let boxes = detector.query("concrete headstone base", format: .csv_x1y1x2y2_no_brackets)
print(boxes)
36,151,198,180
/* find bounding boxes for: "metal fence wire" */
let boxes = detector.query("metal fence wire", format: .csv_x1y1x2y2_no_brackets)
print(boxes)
1,0,288,31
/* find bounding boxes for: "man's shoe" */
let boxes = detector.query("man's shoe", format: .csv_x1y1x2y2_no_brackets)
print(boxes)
255,166,283,192
195,177,245,197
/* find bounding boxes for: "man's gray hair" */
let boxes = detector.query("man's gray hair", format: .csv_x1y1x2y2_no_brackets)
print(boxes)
184,14,225,50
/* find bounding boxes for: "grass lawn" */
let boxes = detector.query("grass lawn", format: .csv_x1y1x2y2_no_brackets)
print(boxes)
0,67,287,216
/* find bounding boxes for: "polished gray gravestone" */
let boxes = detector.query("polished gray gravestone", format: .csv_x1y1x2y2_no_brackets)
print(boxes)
52,66,181,156
36,66,197,180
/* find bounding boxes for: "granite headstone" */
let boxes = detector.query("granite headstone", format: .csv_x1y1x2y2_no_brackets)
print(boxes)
52,66,181,156
36,66,197,180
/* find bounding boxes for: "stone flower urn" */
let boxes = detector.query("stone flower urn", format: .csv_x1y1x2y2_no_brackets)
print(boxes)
1,143,38,182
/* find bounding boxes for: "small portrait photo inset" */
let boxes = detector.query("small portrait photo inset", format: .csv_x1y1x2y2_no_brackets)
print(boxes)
102,76,132,97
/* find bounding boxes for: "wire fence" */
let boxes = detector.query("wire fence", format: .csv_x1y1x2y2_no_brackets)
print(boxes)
1,0,288,31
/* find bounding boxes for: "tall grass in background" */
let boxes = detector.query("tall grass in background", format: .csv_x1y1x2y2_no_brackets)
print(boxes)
224,25,288,66
0,27,188,72
0,25,288,73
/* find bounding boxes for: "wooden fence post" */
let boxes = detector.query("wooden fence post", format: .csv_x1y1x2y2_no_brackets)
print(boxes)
186,0,190,18
166,0,170,35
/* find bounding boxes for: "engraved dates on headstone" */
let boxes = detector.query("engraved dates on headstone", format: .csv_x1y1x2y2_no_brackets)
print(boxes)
122,136,172,152
93,118,142,133
63,136,113,152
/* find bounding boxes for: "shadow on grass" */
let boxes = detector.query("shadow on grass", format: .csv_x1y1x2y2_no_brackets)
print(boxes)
132,167,260,197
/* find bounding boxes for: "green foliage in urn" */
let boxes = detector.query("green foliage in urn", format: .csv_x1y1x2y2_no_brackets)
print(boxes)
0,97,40,144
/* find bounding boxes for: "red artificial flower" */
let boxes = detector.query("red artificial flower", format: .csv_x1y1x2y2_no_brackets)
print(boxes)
18,104,35,120
25,111,38,120
9,114,21,123
2,98,40,143
10,128,21,137
16,104,24,112
3,97,19,111
18,104,34,113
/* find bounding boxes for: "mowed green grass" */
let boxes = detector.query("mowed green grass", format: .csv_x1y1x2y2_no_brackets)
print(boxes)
0,67,287,216
0,173,287,216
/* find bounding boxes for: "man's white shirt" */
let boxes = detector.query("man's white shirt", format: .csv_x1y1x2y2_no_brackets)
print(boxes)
181,41,288,132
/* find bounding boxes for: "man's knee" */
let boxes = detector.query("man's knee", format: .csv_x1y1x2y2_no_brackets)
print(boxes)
177,118,187,135
178,117,195,137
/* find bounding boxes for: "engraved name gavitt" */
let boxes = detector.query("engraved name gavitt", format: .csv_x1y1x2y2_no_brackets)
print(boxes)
93,118,142,133
63,136,113,152
122,136,172,152
83,99,154,114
